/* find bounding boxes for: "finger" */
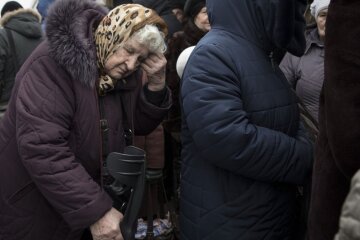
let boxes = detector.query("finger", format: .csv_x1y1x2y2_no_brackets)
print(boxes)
143,54,158,64
141,56,166,75
146,53,165,65
142,60,165,73
140,63,152,73
141,57,156,69
141,62,161,72
145,52,166,62
142,56,157,67
148,52,163,61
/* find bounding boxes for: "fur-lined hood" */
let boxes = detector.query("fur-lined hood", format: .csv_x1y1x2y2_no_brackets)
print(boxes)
0,8,41,26
0,8,42,38
45,0,108,87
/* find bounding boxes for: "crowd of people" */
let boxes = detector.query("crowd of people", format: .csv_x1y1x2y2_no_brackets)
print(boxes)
0,0,359,239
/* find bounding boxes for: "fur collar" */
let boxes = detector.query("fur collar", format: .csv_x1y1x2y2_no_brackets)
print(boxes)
46,0,108,87
0,8,41,27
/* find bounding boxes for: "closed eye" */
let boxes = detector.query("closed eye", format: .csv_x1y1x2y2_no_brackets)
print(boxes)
125,47,134,54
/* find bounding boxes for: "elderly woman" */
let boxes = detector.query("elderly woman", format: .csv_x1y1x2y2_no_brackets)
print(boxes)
0,0,171,240
280,0,330,122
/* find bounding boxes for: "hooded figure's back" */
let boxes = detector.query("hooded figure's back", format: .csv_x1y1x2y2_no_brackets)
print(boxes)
179,0,313,239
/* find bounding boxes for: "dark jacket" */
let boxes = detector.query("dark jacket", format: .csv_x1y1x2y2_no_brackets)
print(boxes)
0,0,171,239
179,0,313,239
0,8,43,115
308,1,360,239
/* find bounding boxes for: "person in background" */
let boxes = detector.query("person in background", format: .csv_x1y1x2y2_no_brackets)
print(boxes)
0,0,171,239
280,0,329,122
0,1,43,120
111,0,184,38
162,0,209,214
114,0,183,39
179,0,313,239
307,0,360,239
0,1,21,16
36,0,56,31
305,0,316,25
334,169,360,240
182,0,210,33
112,0,133,7
169,0,186,24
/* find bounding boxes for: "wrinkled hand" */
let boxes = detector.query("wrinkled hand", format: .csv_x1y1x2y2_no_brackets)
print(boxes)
141,52,167,91
90,207,123,240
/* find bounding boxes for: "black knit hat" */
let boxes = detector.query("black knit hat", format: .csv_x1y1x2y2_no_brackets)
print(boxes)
184,0,206,19
1,1,23,17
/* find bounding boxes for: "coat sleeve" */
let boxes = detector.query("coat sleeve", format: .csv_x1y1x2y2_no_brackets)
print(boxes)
15,62,112,230
324,3,360,179
133,70,172,136
181,44,313,185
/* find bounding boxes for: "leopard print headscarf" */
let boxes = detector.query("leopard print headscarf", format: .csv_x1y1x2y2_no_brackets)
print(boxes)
95,4,168,95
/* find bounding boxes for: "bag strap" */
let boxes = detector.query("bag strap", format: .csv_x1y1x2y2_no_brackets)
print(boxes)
291,88,319,131
99,94,134,160
99,97,110,160
120,94,134,147
5,28,19,72
1,28,19,95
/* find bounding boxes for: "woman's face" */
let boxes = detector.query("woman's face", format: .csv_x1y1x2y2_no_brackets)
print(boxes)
316,9,328,42
104,37,149,80
194,7,211,32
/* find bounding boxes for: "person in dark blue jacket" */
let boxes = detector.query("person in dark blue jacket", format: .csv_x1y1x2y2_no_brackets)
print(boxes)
179,0,314,239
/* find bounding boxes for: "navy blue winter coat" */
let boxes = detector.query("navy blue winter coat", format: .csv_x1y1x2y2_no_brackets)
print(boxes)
179,0,313,239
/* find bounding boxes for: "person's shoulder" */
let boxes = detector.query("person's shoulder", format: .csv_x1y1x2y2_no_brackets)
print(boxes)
0,27,6,37
0,8,41,26
20,41,53,71
167,31,186,51
0,28,8,45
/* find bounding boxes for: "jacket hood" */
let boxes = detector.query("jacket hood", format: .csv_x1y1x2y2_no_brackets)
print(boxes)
207,0,307,56
0,8,42,38
46,0,108,87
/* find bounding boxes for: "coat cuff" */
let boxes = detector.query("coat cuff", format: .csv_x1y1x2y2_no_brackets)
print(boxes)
62,190,113,230
144,84,168,106
140,86,172,115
